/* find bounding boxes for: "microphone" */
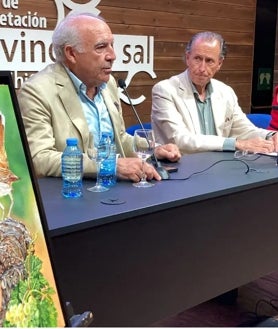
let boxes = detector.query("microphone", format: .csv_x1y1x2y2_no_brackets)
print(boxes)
118,79,170,180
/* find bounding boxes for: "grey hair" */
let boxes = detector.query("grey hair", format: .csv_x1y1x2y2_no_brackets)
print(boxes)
52,12,105,63
186,31,227,59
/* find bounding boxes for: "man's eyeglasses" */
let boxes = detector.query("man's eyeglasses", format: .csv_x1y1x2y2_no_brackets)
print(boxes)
234,150,260,161
234,150,278,167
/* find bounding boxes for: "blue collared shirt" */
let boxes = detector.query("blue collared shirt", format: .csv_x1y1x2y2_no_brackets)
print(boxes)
67,69,114,147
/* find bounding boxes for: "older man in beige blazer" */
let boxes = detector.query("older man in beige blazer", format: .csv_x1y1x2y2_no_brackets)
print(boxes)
18,63,136,177
152,31,278,155
18,13,180,181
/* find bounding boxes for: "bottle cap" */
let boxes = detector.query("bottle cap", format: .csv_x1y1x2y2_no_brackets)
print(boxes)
66,137,78,146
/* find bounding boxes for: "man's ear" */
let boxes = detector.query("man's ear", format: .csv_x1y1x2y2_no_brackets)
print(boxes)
217,58,224,71
64,45,77,64
185,51,190,66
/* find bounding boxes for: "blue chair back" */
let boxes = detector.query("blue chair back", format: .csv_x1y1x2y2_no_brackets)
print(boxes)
126,122,152,135
246,113,271,129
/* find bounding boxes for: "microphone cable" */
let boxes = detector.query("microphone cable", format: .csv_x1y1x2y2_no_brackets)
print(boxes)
118,79,170,180
165,159,252,181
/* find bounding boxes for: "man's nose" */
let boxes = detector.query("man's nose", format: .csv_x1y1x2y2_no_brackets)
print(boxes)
108,47,116,61
199,59,206,70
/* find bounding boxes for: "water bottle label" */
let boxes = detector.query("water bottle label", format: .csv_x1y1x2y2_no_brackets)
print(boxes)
61,142,83,198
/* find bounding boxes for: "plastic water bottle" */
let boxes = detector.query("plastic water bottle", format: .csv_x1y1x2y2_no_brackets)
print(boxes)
99,132,117,187
61,138,83,198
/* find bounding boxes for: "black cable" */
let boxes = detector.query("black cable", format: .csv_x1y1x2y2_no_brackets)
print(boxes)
255,298,271,315
238,298,278,326
269,298,278,312
167,159,251,181
254,298,278,318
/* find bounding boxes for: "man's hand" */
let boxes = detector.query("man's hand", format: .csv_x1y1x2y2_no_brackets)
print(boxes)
116,157,161,182
235,137,275,154
154,143,181,162
271,132,278,152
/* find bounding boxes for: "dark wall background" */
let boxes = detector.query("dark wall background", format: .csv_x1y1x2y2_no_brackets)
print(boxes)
251,0,277,113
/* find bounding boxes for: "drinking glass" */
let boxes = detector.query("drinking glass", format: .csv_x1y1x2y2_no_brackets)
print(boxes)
87,144,110,192
133,129,155,188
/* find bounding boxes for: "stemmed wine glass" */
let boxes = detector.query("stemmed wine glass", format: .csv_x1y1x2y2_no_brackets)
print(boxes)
87,143,110,192
133,129,155,188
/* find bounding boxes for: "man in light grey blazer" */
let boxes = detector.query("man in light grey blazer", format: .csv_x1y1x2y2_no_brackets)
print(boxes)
18,12,180,181
151,31,278,154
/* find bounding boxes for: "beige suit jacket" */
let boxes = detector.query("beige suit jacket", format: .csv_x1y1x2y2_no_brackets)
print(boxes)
18,63,134,177
151,69,268,154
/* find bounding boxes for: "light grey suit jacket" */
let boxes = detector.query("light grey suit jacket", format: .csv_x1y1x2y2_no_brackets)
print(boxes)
151,69,268,154
18,63,134,177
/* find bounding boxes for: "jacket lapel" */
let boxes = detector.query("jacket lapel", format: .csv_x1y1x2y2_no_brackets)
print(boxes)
54,64,90,147
210,82,228,134
178,71,202,133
